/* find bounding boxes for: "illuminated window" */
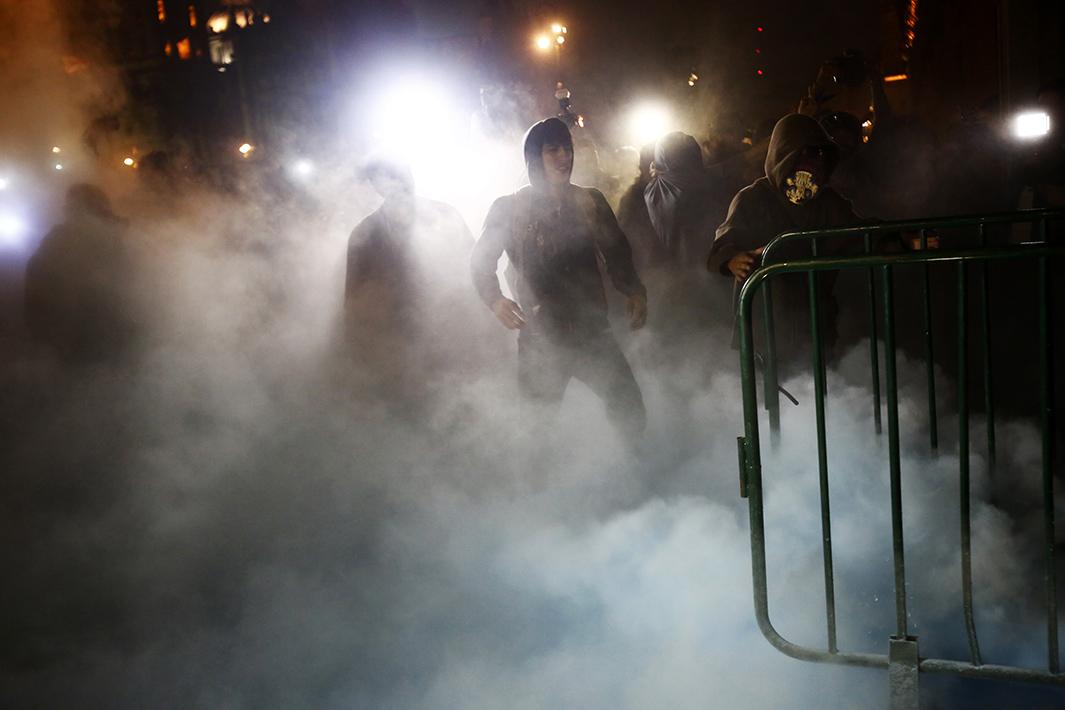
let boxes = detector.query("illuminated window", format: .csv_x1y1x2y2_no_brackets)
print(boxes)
164,41,173,56
207,12,229,33
157,0,166,22
176,37,191,60
188,5,197,27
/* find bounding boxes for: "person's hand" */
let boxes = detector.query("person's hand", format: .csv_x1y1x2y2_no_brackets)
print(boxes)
627,293,648,330
491,297,526,330
727,250,760,281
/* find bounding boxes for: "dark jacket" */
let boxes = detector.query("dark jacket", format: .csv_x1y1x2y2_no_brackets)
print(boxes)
471,118,645,339
708,114,861,360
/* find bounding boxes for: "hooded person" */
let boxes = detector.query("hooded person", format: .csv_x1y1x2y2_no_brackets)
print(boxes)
707,114,860,372
643,131,715,268
471,117,648,439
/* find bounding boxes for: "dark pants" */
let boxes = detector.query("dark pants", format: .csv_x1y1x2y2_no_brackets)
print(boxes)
518,327,646,439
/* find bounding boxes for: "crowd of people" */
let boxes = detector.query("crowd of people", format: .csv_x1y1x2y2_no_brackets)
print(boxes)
21,55,1065,441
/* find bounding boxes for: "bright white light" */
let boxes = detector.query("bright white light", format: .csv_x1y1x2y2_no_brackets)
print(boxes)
54,163,63,171
238,142,254,156
627,102,674,146
551,23,562,34
535,35,551,51
556,35,565,45
0,210,27,248
1012,110,1051,140
51,146,61,154
365,73,469,203
290,159,314,179
123,157,135,167
0,177,8,191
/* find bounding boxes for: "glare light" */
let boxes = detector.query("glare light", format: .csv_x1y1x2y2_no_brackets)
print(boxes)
123,157,135,167
627,102,673,146
551,23,562,34
238,142,254,156
1012,111,1051,140
54,163,63,171
51,146,61,154
290,159,314,178
0,211,27,247
0,177,8,191
535,35,551,51
556,35,565,45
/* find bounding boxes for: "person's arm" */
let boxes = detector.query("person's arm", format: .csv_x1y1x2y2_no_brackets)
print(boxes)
588,189,647,329
709,189,761,279
472,197,526,330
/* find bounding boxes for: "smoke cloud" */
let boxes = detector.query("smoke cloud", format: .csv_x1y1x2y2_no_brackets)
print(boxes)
0,3,1061,710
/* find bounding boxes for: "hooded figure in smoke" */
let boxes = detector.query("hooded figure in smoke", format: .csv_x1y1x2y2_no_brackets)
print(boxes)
345,159,477,391
472,118,648,438
643,132,715,268
708,114,859,370
24,184,135,363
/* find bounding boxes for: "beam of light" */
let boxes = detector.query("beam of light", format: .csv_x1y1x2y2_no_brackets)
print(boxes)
1011,110,1051,140
626,102,674,147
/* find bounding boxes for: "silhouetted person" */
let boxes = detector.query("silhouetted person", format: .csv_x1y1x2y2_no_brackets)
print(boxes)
25,184,134,363
616,143,657,274
345,159,476,389
471,118,648,438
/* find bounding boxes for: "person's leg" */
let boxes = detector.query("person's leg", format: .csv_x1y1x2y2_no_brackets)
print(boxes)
572,330,646,440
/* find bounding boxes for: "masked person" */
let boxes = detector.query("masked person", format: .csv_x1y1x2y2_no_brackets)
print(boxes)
708,114,860,374
346,159,476,394
471,118,648,438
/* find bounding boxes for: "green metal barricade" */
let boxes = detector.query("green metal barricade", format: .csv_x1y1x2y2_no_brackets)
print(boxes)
734,209,1065,709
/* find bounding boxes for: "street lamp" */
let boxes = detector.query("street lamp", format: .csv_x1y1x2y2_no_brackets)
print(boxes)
533,22,568,76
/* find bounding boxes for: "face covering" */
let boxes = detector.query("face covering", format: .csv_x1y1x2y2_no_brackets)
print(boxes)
785,170,819,204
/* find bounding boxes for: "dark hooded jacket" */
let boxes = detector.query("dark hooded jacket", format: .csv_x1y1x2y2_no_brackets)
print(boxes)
643,132,714,267
708,114,861,360
471,118,645,338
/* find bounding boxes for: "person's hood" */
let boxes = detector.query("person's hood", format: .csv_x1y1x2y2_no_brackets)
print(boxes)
764,114,838,193
643,132,711,259
523,117,572,188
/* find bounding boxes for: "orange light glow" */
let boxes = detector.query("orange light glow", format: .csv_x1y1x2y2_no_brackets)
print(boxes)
188,5,197,27
176,37,191,60
883,73,909,82
157,0,166,22
164,42,173,56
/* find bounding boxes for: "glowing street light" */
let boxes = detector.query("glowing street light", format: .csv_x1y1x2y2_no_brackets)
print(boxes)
535,34,551,51
551,23,563,34
1012,110,1051,140
238,142,254,157
123,157,136,167
51,146,61,154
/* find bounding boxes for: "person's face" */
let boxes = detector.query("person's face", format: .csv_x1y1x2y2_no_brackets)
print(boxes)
541,141,573,186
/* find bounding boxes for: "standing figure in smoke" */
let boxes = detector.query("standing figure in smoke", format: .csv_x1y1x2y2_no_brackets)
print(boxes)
708,114,859,373
471,118,648,438
24,184,135,363
345,159,477,394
